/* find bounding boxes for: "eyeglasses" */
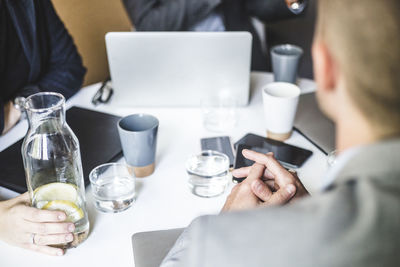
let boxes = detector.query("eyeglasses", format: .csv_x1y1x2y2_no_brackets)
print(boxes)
92,78,113,106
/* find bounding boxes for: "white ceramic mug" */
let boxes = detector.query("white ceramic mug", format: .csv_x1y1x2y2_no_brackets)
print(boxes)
262,82,301,141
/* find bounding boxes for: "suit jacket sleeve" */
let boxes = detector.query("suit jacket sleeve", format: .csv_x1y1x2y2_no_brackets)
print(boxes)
32,0,86,99
161,198,323,267
160,217,209,267
123,0,221,31
245,0,308,23
161,190,343,267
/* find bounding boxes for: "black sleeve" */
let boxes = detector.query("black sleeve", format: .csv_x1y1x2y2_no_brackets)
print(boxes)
33,0,86,99
245,0,307,23
123,0,221,31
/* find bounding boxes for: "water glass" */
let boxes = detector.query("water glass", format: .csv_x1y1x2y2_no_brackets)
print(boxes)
186,150,230,198
201,93,237,132
89,163,136,213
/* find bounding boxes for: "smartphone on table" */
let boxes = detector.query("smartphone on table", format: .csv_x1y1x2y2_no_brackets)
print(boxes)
233,133,313,183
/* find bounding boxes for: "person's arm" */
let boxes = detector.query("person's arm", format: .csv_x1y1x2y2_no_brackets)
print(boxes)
0,193,75,256
0,99,5,134
1,100,21,135
160,216,209,267
162,196,323,267
161,153,300,265
27,0,86,99
123,0,221,31
245,0,307,23
1,0,84,134
159,227,193,267
161,149,313,266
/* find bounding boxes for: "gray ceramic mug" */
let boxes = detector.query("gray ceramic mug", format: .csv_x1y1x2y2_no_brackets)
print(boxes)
118,114,159,177
271,44,303,84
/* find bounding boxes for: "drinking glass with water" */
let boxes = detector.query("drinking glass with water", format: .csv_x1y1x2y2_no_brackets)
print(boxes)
186,151,230,198
89,163,136,213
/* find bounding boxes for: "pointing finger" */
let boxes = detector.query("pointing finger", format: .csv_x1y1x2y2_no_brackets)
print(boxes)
232,166,252,178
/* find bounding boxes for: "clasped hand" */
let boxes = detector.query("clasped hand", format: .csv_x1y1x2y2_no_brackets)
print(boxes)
222,149,309,212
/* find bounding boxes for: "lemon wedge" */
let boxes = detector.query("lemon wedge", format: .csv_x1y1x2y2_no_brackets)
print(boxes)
42,200,84,222
33,182,78,204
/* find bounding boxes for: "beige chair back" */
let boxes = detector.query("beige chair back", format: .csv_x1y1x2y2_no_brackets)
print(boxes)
51,0,132,86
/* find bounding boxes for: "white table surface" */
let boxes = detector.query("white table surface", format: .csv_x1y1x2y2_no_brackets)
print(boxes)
0,72,327,267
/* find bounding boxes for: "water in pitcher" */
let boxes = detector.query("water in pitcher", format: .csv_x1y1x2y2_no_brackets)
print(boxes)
22,92,90,248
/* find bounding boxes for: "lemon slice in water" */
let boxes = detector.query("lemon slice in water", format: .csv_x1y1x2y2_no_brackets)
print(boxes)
42,200,84,223
34,182,78,204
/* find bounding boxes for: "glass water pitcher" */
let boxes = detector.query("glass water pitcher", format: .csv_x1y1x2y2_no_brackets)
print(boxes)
21,92,89,248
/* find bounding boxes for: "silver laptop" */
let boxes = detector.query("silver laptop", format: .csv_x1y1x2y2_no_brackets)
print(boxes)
132,229,184,267
105,32,252,107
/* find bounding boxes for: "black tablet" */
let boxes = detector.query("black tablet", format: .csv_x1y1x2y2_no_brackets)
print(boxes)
0,107,122,193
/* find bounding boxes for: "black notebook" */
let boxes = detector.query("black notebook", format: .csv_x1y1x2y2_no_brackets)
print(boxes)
0,107,123,193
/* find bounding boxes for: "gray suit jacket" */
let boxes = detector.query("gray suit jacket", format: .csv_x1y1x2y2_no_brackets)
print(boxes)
161,138,400,266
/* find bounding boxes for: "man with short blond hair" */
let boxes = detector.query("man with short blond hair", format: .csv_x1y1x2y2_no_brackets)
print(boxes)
314,0,400,141
161,0,400,266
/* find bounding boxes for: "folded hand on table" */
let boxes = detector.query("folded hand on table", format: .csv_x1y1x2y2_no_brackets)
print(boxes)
221,149,309,212
0,193,75,256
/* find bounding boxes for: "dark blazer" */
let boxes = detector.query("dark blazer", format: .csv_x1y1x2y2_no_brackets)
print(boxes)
123,0,305,71
0,0,86,132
